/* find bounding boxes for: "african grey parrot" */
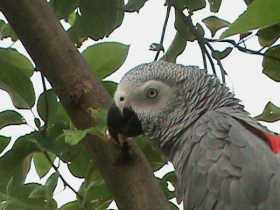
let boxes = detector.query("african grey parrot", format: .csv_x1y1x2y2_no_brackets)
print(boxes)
107,61,280,210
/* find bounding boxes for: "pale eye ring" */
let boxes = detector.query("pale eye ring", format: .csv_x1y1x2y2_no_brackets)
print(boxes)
145,88,159,99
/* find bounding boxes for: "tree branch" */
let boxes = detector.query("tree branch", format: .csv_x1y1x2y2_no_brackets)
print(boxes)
44,150,84,202
206,38,280,62
204,42,227,83
0,1,171,210
183,14,219,77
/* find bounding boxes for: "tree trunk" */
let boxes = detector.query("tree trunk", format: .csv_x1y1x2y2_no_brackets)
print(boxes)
0,1,171,210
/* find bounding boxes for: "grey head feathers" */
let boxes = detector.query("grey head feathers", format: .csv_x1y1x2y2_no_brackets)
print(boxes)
116,61,244,156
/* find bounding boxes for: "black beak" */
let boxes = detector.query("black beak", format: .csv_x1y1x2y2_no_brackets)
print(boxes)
107,103,143,140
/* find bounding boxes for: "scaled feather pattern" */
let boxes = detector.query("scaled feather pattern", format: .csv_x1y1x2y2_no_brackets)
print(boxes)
112,61,280,210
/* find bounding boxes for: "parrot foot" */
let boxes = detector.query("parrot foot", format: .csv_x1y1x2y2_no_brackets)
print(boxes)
115,134,135,165
106,130,135,165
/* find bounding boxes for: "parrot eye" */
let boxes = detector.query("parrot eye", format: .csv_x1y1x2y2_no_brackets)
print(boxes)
145,88,159,99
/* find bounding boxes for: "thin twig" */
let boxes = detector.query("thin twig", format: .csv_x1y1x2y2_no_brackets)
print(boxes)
206,38,280,62
238,33,255,45
183,15,208,71
182,14,218,77
43,150,84,201
204,46,217,76
198,42,208,71
154,2,171,61
258,46,266,53
205,42,227,83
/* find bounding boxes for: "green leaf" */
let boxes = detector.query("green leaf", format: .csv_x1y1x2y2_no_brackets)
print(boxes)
6,177,14,196
202,16,230,37
170,202,180,210
28,123,70,162
0,21,18,41
68,146,91,178
0,135,11,153
37,89,59,124
79,167,113,210
157,177,175,199
76,152,109,208
136,137,165,170
88,108,107,130
28,185,46,199
0,48,33,77
0,110,26,129
84,108,108,139
37,89,70,130
34,118,41,129
175,0,206,11
67,11,77,26
255,101,280,122
221,0,280,38
0,133,38,187
196,23,205,38
102,81,117,96
67,17,88,48
174,11,196,41
45,172,59,194
161,32,187,63
262,45,280,82
59,201,80,210
257,24,280,47
79,0,124,40
207,0,222,13
29,173,58,202
162,171,176,186
0,59,35,109
83,42,129,79
58,120,103,145
60,128,92,146
58,143,81,163
49,0,78,19
125,0,147,12
79,179,113,209
3,183,57,210
33,152,55,178
159,172,177,201
239,31,253,40
212,47,233,60
54,103,71,126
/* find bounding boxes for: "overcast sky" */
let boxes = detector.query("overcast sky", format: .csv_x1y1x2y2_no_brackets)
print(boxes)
0,0,280,209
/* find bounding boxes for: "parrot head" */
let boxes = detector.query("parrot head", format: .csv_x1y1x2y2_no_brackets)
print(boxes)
107,61,236,154
107,61,205,146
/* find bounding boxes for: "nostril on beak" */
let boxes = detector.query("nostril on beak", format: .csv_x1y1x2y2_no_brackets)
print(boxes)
119,96,125,102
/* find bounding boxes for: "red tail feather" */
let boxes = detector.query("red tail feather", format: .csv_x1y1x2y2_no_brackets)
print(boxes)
263,133,280,154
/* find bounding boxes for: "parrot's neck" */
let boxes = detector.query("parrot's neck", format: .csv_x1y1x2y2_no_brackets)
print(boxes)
186,73,243,112
148,72,245,161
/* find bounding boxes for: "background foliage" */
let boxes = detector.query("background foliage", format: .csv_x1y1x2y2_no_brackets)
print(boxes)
0,0,279,209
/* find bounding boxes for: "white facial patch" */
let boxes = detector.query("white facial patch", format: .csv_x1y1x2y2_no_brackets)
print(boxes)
116,80,174,115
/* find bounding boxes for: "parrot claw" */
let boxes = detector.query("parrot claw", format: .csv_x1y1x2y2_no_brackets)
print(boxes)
106,128,127,146
117,135,136,165
116,134,129,147
106,129,135,164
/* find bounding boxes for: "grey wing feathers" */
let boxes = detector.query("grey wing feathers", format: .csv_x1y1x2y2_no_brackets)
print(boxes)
175,110,280,210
